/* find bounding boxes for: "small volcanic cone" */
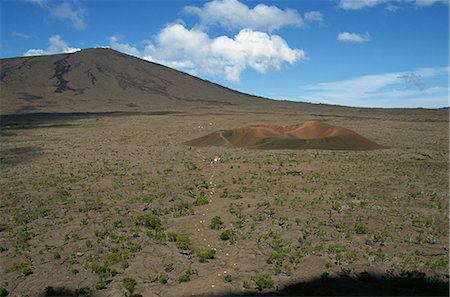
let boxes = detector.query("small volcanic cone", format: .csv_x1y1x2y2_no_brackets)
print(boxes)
183,121,386,151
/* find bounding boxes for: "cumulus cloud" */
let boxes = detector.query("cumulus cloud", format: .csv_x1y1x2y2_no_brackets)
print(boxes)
337,32,371,43
183,0,303,32
27,0,86,29
299,67,449,107
110,24,305,83
24,35,80,56
338,0,448,9
107,0,312,82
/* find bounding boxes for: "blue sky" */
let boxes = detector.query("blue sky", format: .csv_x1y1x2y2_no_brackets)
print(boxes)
1,0,448,108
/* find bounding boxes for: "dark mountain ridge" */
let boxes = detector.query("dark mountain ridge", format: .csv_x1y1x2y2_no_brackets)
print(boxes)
0,48,447,122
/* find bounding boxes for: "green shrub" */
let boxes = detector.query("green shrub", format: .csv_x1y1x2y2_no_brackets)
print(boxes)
220,229,236,244
85,240,93,248
146,228,166,243
243,280,250,289
224,274,232,283
194,195,209,206
176,235,191,252
156,272,169,284
22,266,33,276
253,274,274,291
164,262,174,272
196,248,216,262
74,287,89,296
123,277,136,294
210,216,223,230
0,287,9,297
354,224,368,234
178,269,192,283
167,232,177,242
95,279,107,290
266,250,286,267
173,200,194,216
134,214,161,229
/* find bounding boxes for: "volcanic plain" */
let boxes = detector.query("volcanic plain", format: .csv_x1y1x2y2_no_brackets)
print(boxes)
0,49,448,296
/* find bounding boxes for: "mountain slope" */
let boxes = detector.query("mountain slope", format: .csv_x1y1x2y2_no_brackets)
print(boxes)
0,48,277,114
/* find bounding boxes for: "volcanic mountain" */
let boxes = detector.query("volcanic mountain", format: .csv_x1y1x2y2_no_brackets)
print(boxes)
184,121,385,150
0,48,294,114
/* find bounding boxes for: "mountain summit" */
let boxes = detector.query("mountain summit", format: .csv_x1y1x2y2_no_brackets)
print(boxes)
0,48,277,114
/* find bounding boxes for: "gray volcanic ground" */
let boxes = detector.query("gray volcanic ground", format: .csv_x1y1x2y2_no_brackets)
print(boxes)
0,49,448,297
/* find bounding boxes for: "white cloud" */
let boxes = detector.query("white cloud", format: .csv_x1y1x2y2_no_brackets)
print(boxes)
304,11,324,23
110,24,305,83
413,0,448,6
298,67,449,108
337,32,371,43
338,0,448,9
183,0,303,32
28,0,86,29
338,0,388,10
24,35,80,56
109,36,140,57
385,3,400,11
12,32,31,39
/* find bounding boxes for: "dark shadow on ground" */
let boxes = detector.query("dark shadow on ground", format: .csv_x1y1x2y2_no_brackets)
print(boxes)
26,272,450,297
0,111,183,129
0,146,42,166
214,272,449,297
37,286,91,297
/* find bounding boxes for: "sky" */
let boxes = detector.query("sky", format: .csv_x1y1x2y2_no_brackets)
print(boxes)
1,0,449,108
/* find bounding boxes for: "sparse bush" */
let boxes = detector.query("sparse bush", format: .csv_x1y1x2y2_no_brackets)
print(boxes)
134,214,161,229
178,269,192,283
74,287,89,296
220,229,236,244
196,248,216,262
0,287,8,297
210,216,223,230
355,224,368,234
253,274,274,291
224,274,232,283
243,280,250,289
164,262,174,272
176,234,191,252
146,228,166,243
167,232,177,242
156,272,169,284
123,277,136,295
194,195,209,206
172,200,194,216
95,279,107,290
85,240,93,248
21,265,33,276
